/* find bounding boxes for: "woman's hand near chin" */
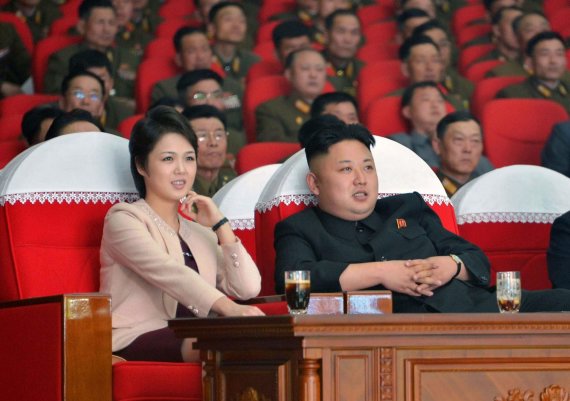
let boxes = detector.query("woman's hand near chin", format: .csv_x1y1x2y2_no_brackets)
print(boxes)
179,191,224,228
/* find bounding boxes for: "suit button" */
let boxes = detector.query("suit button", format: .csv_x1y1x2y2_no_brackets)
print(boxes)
189,306,199,315
233,261,240,268
231,253,238,259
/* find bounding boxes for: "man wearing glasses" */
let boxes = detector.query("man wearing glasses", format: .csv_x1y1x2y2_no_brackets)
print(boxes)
183,105,236,197
177,69,245,159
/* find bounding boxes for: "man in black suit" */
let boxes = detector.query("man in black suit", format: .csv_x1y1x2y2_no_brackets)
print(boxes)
274,121,570,312
547,211,570,289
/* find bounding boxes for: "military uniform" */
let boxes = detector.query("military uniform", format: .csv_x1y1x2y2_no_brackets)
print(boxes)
212,48,260,85
192,168,237,197
325,57,365,98
2,0,61,42
472,47,511,66
103,96,135,130
496,76,570,115
44,43,141,99
462,34,492,49
0,22,31,91
486,60,570,84
436,170,470,197
115,22,154,56
256,93,311,142
151,73,246,155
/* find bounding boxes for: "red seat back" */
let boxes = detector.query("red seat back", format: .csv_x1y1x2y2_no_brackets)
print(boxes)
235,142,300,174
0,12,34,55
135,58,179,113
452,4,486,36
456,23,491,48
464,59,504,83
482,99,568,167
470,75,525,119
458,43,495,74
117,113,144,138
0,94,58,117
33,36,82,93
356,41,399,62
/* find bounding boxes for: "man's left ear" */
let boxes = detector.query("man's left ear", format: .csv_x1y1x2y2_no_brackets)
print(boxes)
306,172,320,196
524,55,534,74
432,137,442,155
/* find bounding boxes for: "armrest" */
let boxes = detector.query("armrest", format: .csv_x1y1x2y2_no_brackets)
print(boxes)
345,290,392,314
237,293,345,315
0,294,112,401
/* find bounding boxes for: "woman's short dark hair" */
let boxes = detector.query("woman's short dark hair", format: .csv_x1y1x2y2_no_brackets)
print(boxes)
305,121,375,167
44,108,102,141
129,106,198,198
21,106,64,145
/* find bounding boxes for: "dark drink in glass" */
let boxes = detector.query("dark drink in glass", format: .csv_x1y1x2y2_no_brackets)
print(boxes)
284,271,310,314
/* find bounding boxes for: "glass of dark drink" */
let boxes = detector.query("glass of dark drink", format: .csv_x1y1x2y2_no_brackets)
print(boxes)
284,270,311,315
496,271,521,313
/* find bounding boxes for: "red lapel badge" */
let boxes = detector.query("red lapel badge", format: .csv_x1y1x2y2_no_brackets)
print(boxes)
396,218,407,229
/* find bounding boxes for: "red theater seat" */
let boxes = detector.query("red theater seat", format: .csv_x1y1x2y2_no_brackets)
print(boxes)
254,137,458,295
213,164,281,262
235,142,300,175
0,93,58,117
0,12,34,55
464,59,504,83
470,76,525,119
453,165,570,289
135,58,179,113
33,35,82,93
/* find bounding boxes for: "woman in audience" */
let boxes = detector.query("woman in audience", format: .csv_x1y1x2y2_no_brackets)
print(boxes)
99,106,263,362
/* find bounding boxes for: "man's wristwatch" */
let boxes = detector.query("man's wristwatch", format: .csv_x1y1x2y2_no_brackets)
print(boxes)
449,254,463,279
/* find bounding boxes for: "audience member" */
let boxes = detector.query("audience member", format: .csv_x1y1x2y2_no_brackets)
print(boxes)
256,48,328,142
208,2,259,83
399,0,437,18
99,106,262,362
44,108,102,140
272,19,313,67
69,49,135,130
150,96,184,113
0,22,31,98
176,69,245,156
390,82,493,175
413,20,474,103
274,120,570,312
542,120,570,177
311,0,353,45
271,0,318,25
130,0,161,34
112,0,153,53
310,91,359,123
395,35,467,110
496,31,570,114
547,210,570,289
44,0,141,98
183,105,236,196
2,0,61,42
21,106,63,146
433,111,487,197
58,70,105,125
397,8,431,44
323,9,364,96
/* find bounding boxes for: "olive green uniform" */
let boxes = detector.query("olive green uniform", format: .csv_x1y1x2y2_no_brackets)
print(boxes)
44,43,141,99
103,95,135,130
255,93,311,142
2,0,61,42
436,170,470,197
326,57,365,98
151,73,246,155
115,22,154,56
0,22,31,91
443,68,474,109
212,48,260,85
192,168,237,197
496,76,570,115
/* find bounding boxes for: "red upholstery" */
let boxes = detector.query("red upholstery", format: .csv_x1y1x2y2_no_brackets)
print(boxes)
59,0,81,17
364,96,408,136
257,0,295,23
0,12,34,54
256,20,281,44
452,4,486,36
464,59,504,83
453,165,570,290
458,43,495,74
470,76,525,119
549,7,570,33
158,0,195,19
113,362,202,401
356,41,399,62
33,35,82,93
117,113,144,138
235,142,300,174
482,99,569,167
456,23,491,48
357,4,394,27
0,93,58,117
155,18,201,39
362,21,397,43
255,138,458,295
246,59,282,82
135,58,179,113
143,37,176,59
544,0,568,19
213,164,281,263
357,69,406,117
252,40,278,62
0,139,27,168
49,15,78,36
0,113,24,141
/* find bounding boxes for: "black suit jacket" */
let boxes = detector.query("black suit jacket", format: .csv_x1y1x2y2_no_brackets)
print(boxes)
274,193,495,312
547,210,570,289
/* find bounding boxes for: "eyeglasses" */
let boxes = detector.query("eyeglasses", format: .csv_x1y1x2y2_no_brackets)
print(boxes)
192,90,224,101
195,129,228,142
70,89,102,102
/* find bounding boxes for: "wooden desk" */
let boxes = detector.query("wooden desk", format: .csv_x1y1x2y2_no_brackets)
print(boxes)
169,313,570,401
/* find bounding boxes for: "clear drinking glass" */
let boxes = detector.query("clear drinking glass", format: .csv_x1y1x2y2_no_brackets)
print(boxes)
496,271,522,313
284,270,311,315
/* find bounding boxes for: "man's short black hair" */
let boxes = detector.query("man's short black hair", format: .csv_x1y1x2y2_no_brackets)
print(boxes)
399,34,439,61
397,8,430,31
173,26,207,53
182,104,227,130
61,69,106,97
491,5,522,25
305,121,376,167
176,69,223,95
324,9,360,31
436,110,480,140
44,109,102,140
68,49,113,76
208,1,245,23
412,19,447,37
78,0,114,20
483,0,502,11
310,92,358,118
298,114,345,148
284,47,323,69
512,11,547,35
272,20,312,49
526,30,565,57
21,106,64,145
401,81,443,109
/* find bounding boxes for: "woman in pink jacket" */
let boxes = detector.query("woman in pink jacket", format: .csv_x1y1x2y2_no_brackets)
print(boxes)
100,106,263,362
